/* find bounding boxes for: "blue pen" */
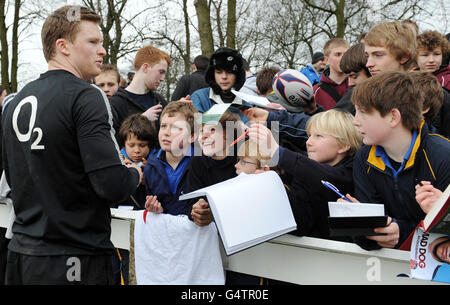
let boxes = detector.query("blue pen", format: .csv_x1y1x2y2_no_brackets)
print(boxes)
321,180,353,202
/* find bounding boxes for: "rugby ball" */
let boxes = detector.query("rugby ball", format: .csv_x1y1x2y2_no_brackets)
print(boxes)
272,69,313,107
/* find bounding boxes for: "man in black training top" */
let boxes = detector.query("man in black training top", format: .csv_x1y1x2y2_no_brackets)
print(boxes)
1,5,143,285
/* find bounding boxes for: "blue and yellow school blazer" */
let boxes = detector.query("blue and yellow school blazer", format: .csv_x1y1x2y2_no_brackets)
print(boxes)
353,122,450,249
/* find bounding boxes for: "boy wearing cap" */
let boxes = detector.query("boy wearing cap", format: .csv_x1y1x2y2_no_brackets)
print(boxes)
190,47,247,116
300,52,326,86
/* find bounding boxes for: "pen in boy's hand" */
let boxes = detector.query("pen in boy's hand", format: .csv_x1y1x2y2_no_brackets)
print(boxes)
230,131,248,146
321,180,353,202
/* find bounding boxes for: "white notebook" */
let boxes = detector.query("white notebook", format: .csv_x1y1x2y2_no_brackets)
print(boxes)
179,171,297,255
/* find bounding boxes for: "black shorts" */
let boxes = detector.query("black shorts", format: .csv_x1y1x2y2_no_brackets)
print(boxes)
5,250,114,285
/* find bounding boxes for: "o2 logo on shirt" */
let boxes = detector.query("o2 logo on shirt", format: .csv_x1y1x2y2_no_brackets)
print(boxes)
12,96,45,150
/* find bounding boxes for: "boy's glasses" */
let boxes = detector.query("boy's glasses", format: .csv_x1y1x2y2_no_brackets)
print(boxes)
237,158,258,166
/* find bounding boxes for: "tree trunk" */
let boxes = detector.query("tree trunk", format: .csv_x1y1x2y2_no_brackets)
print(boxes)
335,0,346,38
182,0,191,74
194,0,214,57
0,0,10,93
226,0,236,48
11,0,21,92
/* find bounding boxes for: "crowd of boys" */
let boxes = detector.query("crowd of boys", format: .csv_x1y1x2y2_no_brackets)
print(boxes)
0,5,449,285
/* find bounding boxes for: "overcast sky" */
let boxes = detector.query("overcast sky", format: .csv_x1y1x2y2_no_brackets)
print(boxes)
7,0,450,90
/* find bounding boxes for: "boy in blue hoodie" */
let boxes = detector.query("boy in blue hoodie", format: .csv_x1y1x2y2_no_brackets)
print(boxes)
144,101,198,216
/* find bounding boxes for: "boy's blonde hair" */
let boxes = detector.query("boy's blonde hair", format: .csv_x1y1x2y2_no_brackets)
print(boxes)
306,109,362,156
364,21,417,70
323,38,349,57
237,140,272,168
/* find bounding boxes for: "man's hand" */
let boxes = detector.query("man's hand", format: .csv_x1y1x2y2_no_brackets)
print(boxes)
177,95,193,104
142,103,163,121
126,162,143,186
415,181,443,214
267,103,286,111
191,198,213,226
366,217,399,248
145,195,163,213
247,123,279,159
242,107,269,122
337,193,359,203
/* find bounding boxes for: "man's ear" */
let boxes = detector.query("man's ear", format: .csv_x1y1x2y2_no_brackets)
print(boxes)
55,38,70,56
323,56,329,65
141,63,149,73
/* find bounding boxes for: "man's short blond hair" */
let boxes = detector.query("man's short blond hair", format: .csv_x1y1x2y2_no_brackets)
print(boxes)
364,21,417,70
323,38,349,57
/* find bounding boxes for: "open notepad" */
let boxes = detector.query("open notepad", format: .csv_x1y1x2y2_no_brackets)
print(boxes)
328,201,387,236
179,171,297,255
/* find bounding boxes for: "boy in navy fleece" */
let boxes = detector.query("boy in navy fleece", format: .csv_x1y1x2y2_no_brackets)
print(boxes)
351,72,450,250
144,101,198,215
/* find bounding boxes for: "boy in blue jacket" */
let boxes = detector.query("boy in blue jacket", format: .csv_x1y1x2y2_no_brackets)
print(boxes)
350,71,450,250
144,101,198,216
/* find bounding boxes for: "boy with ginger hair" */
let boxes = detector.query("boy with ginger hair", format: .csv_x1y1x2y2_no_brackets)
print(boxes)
110,45,171,137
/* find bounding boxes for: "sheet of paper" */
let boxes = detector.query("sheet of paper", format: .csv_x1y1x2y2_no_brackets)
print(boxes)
180,171,296,255
231,89,281,110
328,202,385,217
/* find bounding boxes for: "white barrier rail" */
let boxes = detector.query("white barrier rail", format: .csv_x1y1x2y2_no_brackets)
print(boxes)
1,204,444,285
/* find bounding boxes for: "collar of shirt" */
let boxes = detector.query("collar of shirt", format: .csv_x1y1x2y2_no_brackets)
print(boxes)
375,129,418,179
